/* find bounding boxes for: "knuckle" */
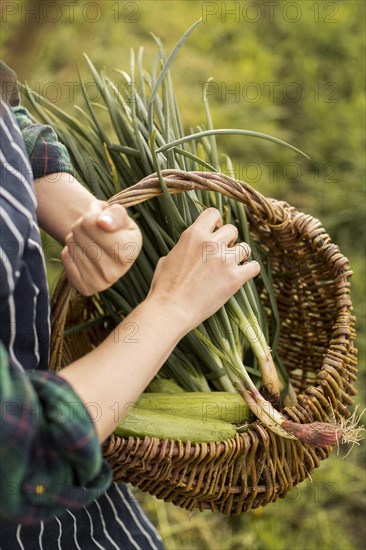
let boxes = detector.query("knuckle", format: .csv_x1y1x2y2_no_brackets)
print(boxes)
108,204,129,225
102,265,121,285
65,232,74,245
107,271,120,285
67,276,89,296
79,213,94,230
226,223,238,235
205,207,220,216
230,271,243,288
184,224,205,239
237,242,251,258
81,287,94,297
110,203,126,214
180,226,194,241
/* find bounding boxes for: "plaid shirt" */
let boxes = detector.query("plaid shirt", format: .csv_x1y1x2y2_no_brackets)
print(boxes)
12,106,74,178
0,102,112,525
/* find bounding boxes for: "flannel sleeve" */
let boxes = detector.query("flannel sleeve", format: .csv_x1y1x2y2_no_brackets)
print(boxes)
0,342,112,524
11,106,74,178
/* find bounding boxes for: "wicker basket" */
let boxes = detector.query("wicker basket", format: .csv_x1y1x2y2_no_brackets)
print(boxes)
50,170,357,515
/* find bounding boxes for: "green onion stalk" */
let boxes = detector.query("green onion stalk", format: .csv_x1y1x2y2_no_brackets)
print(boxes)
23,21,364,448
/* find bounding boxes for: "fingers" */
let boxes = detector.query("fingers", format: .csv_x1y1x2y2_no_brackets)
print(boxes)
61,201,142,295
96,204,130,233
66,202,141,263
61,246,91,296
191,209,239,246
202,241,253,267
186,209,255,267
65,224,141,266
75,202,131,236
214,223,239,246
234,242,252,264
238,260,261,280
193,207,223,232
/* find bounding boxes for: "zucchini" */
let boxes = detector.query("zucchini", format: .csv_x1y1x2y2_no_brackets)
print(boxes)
146,378,185,393
137,392,251,423
114,406,237,442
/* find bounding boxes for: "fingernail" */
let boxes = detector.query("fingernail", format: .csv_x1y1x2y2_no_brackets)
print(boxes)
61,246,70,261
99,213,115,228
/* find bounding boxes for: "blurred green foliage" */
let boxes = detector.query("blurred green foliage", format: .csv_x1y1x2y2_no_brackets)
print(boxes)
2,1,365,548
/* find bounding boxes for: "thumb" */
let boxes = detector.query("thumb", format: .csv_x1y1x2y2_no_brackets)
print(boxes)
96,204,129,232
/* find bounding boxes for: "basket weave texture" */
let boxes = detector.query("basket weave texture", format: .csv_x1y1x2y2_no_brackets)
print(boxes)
50,170,357,515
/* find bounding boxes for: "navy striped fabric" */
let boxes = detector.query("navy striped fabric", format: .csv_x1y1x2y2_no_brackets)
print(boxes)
0,102,164,549
0,103,49,372
1,483,164,550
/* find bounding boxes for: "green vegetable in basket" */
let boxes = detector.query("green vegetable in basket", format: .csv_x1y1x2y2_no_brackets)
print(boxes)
114,407,237,442
136,392,251,424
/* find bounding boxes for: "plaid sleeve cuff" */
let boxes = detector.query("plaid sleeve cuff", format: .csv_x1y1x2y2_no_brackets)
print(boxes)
11,106,74,178
0,346,112,524
27,370,109,487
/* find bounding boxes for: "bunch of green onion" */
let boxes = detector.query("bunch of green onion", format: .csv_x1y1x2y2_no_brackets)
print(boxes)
23,21,363,448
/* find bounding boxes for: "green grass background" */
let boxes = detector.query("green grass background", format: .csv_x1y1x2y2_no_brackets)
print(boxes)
1,1,365,548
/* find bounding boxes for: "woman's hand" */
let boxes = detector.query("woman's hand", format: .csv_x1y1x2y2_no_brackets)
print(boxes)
34,172,142,295
61,200,142,296
147,207,260,332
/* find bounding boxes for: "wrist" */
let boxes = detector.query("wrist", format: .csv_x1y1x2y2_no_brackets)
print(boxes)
34,173,99,244
142,294,193,339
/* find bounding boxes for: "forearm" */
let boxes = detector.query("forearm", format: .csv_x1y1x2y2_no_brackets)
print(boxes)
58,296,189,443
34,173,97,244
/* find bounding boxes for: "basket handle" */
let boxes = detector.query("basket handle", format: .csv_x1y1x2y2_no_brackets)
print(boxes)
108,170,290,227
